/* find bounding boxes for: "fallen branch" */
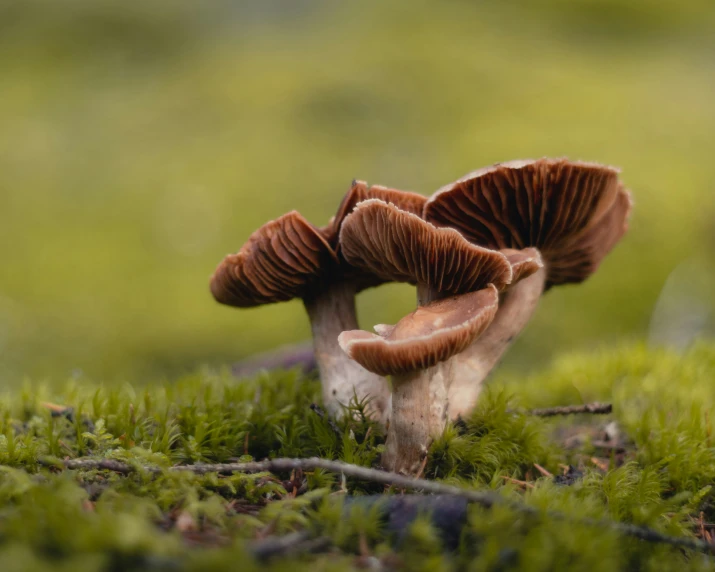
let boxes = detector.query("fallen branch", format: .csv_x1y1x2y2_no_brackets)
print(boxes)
46,458,135,475
39,455,715,555
232,342,316,377
250,530,331,562
533,463,552,477
525,402,612,417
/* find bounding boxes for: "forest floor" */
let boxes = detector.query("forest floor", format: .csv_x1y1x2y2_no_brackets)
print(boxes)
1,342,714,571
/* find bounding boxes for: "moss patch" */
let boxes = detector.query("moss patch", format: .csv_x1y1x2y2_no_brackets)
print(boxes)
1,342,715,570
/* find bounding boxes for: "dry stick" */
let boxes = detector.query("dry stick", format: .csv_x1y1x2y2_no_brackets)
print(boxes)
46,456,715,555
232,341,317,377
250,530,332,562
523,402,612,417
48,458,135,475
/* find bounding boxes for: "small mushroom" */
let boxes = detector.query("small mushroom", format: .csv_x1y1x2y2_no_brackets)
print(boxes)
211,181,427,424
339,287,499,474
338,199,516,471
424,158,632,418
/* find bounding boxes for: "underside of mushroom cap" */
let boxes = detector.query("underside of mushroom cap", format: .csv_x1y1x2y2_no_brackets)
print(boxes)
338,285,499,376
316,181,429,293
210,211,337,307
339,200,513,294
423,158,628,287
546,185,632,286
323,180,428,246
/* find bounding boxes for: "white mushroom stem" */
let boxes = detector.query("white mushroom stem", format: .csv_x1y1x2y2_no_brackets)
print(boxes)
303,281,391,425
417,284,439,306
381,360,452,474
446,266,547,420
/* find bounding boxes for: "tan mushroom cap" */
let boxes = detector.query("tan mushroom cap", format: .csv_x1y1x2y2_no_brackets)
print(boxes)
322,180,427,245
338,286,499,376
423,158,629,287
210,211,336,307
339,199,513,295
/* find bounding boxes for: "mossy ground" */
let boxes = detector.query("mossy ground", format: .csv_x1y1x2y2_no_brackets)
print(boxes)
0,342,714,570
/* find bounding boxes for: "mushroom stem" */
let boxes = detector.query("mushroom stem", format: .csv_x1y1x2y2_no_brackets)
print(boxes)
303,281,391,424
447,266,547,420
382,361,452,474
416,283,439,306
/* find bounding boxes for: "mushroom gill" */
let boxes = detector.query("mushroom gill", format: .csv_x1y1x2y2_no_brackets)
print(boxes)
424,158,632,418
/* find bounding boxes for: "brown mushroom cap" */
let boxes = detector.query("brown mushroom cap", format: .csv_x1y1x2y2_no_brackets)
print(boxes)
338,286,499,376
339,199,513,295
501,247,544,284
323,180,427,245
423,158,629,287
546,185,632,285
210,211,336,307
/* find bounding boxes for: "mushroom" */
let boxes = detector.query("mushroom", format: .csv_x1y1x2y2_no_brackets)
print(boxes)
210,181,427,424
423,158,632,418
339,287,499,474
337,199,518,472
337,199,513,305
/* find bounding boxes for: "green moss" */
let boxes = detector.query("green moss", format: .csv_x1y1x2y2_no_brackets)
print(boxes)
428,391,560,483
0,342,714,569
495,341,715,497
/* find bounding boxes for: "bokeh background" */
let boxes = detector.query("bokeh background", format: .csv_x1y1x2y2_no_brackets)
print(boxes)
2,0,715,386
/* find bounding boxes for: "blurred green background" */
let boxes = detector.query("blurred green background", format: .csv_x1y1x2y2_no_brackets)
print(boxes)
1,0,715,386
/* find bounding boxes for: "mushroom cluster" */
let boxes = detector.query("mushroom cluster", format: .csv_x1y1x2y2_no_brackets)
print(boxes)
210,181,426,425
211,158,632,474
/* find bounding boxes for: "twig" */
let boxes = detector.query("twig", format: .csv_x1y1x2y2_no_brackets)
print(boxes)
414,455,429,480
250,530,331,561
525,403,612,417
501,476,535,490
533,463,552,477
41,402,74,419
232,342,316,377
590,457,610,472
38,455,715,554
43,458,135,475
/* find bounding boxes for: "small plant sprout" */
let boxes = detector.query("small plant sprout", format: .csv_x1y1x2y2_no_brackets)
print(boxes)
210,181,426,425
424,158,632,418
